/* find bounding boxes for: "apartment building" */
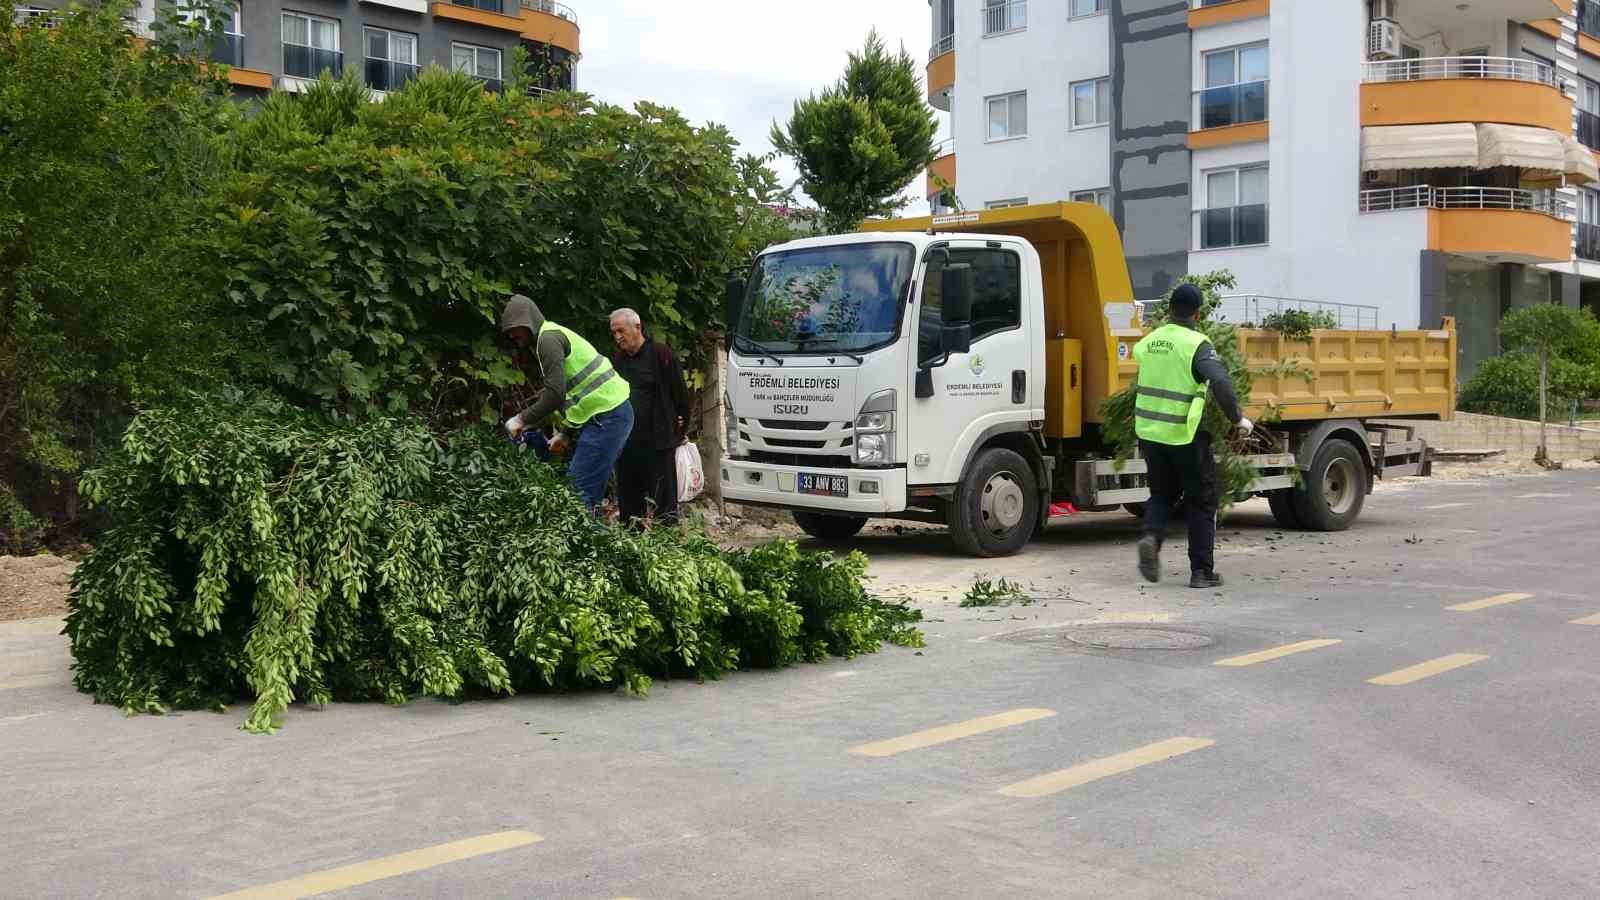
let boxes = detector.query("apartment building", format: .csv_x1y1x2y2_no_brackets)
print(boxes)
13,0,579,98
925,0,1600,378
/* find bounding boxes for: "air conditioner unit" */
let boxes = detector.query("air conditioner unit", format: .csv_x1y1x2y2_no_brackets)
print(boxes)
1368,20,1401,60
1370,0,1399,22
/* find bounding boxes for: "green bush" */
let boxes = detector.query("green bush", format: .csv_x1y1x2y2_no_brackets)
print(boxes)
64,395,922,732
1458,351,1595,419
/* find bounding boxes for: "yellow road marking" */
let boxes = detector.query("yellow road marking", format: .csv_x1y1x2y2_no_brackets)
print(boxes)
1214,639,1342,667
1367,653,1487,686
849,708,1056,758
1571,613,1600,625
208,830,543,899
999,737,1215,798
1446,593,1532,612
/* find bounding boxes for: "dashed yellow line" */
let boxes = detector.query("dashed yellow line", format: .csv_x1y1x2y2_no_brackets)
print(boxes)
1446,593,1532,612
849,708,1056,758
207,830,543,899
1368,654,1487,686
1571,613,1600,625
1214,639,1342,667
998,737,1215,798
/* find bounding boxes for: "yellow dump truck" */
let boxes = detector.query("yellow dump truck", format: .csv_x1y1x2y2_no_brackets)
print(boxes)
720,201,1455,556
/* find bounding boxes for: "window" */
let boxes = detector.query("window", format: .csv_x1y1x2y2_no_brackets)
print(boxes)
282,12,340,78
1071,189,1112,211
1071,77,1111,128
1070,0,1105,16
986,92,1027,140
918,248,1022,364
365,27,418,92
983,0,1026,37
986,198,1028,209
452,42,503,90
179,1,241,66
1199,165,1267,248
1199,43,1268,129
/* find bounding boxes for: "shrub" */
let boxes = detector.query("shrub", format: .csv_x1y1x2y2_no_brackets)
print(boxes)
1458,351,1594,420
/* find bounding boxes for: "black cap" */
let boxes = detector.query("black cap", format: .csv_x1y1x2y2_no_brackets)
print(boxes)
1169,283,1203,317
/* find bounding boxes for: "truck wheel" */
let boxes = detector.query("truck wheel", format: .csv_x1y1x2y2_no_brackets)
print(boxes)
950,448,1039,557
1123,503,1147,519
1266,490,1302,529
1291,439,1367,531
792,511,868,542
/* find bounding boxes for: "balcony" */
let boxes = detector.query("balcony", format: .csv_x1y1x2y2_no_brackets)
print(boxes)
1194,203,1268,249
1360,57,1570,132
475,76,504,93
1580,222,1600,262
452,0,503,12
283,44,343,79
433,0,524,33
983,0,1026,36
13,6,61,27
1360,186,1573,263
1188,0,1270,29
926,35,954,112
518,0,579,53
207,31,242,67
1189,80,1268,149
926,138,955,201
365,58,421,93
1581,0,1600,39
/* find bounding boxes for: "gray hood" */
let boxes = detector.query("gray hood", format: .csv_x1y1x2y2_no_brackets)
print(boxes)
499,294,545,334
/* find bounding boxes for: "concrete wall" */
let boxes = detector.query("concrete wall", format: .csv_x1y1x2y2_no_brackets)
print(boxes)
1110,0,1191,301
1386,413,1600,462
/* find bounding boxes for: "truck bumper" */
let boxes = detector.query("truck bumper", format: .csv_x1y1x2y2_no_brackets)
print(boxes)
720,459,908,515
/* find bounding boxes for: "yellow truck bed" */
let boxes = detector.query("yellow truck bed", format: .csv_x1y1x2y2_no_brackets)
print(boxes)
867,202,1456,437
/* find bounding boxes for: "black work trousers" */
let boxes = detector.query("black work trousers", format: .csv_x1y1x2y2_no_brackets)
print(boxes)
617,444,679,525
1140,435,1219,575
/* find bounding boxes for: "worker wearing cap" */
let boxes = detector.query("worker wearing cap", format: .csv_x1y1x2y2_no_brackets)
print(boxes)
500,294,634,514
1132,283,1253,588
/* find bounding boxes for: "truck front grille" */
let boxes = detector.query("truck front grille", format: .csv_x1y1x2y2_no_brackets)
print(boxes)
749,450,854,469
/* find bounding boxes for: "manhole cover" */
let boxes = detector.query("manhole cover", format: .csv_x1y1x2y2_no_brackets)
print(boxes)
1063,625,1215,651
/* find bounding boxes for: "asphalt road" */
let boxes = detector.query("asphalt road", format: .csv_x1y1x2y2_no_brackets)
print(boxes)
3,467,1599,899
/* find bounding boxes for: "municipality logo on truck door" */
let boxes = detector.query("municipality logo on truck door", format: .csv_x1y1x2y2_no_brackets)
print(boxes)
968,354,986,377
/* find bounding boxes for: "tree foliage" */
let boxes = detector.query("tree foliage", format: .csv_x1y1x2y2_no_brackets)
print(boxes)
65,395,923,733
1459,305,1600,445
770,30,937,233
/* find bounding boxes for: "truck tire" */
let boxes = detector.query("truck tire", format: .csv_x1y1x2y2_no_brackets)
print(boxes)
792,511,868,542
1266,490,1302,529
1291,439,1367,531
950,448,1039,557
1123,503,1147,519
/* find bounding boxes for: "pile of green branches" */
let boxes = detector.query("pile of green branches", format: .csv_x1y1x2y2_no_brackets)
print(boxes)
64,393,921,733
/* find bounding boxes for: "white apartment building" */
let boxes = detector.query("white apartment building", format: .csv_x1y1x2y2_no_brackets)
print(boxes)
924,0,1600,378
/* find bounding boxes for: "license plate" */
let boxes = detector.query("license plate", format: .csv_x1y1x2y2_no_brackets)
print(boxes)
798,473,849,498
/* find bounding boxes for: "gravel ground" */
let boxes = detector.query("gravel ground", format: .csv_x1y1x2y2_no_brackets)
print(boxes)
0,553,77,623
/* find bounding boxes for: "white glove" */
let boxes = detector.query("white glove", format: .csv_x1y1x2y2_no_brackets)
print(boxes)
1237,417,1254,436
504,415,524,438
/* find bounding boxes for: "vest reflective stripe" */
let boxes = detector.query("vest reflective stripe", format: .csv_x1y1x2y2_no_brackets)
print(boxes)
539,321,630,425
1132,323,1210,446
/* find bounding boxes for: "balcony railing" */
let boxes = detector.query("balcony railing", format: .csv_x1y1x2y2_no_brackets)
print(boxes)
1580,110,1600,153
1580,222,1600,262
929,33,955,60
1195,204,1268,249
1362,56,1554,86
1215,294,1380,331
453,0,504,13
207,32,242,67
520,0,575,21
283,44,344,79
1360,186,1575,219
365,58,420,92
475,75,504,93
932,137,954,158
1581,0,1600,39
1193,79,1268,130
13,7,62,27
983,0,1025,36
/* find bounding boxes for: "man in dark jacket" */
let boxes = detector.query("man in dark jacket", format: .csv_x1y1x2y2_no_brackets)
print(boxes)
609,308,691,524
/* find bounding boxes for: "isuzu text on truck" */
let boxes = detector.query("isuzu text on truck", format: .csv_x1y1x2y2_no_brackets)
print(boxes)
720,202,1455,557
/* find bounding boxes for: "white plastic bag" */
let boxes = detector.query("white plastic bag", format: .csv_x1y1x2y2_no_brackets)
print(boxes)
675,441,705,503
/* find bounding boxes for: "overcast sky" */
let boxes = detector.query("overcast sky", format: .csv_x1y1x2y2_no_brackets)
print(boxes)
573,0,943,207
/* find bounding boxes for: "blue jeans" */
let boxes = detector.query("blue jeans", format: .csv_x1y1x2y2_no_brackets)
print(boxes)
568,400,634,513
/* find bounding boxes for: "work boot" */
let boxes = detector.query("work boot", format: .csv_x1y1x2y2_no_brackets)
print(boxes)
1189,570,1224,589
1136,535,1161,584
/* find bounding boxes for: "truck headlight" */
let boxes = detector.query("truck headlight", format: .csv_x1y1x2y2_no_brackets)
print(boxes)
853,389,895,464
724,392,743,458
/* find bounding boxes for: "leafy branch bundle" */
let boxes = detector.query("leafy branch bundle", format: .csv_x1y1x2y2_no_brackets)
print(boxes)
64,394,922,732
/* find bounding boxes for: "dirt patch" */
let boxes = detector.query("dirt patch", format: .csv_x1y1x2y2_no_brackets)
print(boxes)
0,554,76,623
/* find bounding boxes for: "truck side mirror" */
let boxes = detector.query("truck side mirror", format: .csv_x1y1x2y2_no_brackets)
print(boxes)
724,275,746,331
940,263,973,355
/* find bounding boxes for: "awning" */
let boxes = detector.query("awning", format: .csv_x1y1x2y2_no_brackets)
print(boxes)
1562,134,1599,185
1476,124,1566,177
1361,124,1479,171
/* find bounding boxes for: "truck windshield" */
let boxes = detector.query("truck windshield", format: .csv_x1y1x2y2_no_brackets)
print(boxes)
735,242,915,355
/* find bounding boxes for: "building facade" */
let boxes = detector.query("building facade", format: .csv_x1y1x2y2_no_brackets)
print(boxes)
925,0,1600,378
13,0,579,99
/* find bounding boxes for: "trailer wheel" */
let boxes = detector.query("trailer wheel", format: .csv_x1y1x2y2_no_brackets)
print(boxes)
1291,439,1367,531
1123,503,1146,519
1266,490,1302,529
792,511,868,542
950,448,1039,557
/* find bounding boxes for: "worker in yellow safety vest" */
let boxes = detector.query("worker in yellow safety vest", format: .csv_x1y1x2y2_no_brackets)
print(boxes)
1132,283,1253,589
500,294,634,514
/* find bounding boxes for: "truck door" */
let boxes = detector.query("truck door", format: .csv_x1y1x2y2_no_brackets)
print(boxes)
906,240,1034,486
